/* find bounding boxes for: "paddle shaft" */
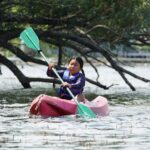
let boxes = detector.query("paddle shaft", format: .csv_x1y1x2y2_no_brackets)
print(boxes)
40,51,79,105
24,30,79,104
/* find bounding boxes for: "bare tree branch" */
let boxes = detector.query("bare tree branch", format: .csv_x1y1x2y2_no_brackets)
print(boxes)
41,30,150,90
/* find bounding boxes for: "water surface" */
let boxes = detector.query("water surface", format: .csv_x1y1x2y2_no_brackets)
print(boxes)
0,64,150,149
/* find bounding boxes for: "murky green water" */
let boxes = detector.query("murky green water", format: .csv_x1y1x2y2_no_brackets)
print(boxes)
0,88,150,150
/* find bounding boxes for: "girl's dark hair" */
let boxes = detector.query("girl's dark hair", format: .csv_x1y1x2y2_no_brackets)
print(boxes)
68,57,85,76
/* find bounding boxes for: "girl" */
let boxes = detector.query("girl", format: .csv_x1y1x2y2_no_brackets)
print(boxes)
47,57,85,101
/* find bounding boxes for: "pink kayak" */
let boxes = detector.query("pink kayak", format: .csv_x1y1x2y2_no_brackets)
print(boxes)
29,94,109,117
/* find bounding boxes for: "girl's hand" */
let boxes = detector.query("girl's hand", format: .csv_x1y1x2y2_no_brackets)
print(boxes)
62,82,72,88
48,63,55,69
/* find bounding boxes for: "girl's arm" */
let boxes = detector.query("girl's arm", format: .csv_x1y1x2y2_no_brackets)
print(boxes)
71,74,85,89
47,65,64,78
61,74,85,89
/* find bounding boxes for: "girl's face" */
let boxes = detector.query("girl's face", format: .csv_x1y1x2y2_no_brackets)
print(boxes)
68,59,81,75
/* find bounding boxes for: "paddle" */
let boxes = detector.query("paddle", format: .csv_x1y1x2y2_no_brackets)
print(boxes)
20,27,96,118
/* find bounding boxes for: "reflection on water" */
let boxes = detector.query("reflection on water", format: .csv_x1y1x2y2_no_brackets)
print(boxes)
0,88,150,150
0,64,150,149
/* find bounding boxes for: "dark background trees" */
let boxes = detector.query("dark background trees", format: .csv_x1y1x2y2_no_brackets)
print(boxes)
0,0,150,90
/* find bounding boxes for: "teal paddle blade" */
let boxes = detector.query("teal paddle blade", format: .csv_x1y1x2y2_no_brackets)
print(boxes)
77,103,96,118
20,27,40,52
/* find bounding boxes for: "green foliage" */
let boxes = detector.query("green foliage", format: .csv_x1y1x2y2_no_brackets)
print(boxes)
0,0,149,50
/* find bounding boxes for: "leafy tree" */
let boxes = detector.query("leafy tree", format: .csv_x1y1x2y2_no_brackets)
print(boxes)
0,0,150,90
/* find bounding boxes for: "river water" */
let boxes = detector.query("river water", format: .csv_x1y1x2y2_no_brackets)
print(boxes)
0,64,150,150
